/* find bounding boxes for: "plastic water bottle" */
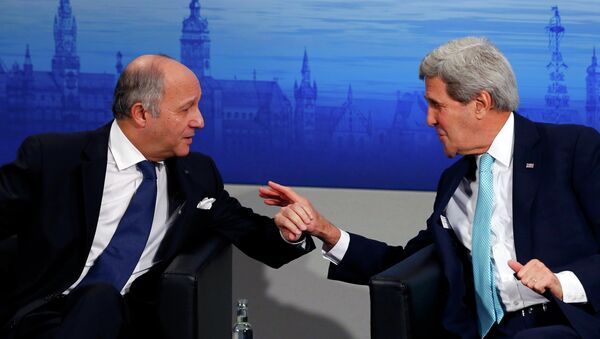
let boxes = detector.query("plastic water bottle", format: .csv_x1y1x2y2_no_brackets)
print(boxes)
232,299,253,339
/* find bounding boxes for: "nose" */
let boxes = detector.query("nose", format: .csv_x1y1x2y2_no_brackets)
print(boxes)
190,106,204,129
426,107,437,127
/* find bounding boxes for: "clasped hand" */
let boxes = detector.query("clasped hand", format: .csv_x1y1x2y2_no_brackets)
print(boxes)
508,259,564,300
259,181,341,248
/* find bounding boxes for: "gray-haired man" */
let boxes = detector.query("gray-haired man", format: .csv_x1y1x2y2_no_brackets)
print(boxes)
263,37,600,339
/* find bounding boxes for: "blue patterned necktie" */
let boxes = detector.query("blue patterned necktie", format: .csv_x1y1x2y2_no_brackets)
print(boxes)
79,160,157,292
471,153,504,338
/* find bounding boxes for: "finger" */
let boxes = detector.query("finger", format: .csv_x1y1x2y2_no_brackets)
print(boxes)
508,259,524,280
259,187,290,206
528,275,550,294
268,181,307,204
282,207,309,231
518,259,545,283
297,203,315,221
282,229,300,242
530,283,546,294
263,199,287,206
290,203,313,224
258,187,284,200
274,214,303,236
507,259,523,273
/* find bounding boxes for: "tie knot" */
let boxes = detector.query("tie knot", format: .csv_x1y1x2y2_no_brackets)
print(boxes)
479,153,494,174
137,160,157,180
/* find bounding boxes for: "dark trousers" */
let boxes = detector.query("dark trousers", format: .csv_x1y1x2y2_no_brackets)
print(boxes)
487,302,580,339
6,283,161,339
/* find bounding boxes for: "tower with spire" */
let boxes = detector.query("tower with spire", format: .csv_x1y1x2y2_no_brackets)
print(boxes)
544,6,570,123
23,45,33,81
115,51,123,75
330,85,373,150
52,0,79,79
587,47,599,128
52,0,80,115
181,0,211,79
294,49,318,146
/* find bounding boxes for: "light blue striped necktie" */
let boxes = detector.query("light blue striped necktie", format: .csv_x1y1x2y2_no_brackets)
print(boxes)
472,153,504,338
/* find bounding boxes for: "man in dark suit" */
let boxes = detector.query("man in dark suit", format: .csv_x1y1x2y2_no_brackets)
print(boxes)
0,54,315,339
261,37,600,338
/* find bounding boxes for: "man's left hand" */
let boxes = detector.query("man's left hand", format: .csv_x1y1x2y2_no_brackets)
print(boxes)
508,259,563,300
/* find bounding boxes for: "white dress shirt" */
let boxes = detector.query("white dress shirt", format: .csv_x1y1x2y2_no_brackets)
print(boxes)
325,113,587,308
67,120,176,294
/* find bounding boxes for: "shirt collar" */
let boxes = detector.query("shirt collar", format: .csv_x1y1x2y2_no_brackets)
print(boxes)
109,120,164,171
484,112,514,168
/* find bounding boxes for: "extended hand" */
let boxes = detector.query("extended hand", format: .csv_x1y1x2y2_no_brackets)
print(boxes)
259,181,341,247
259,181,309,207
508,259,563,300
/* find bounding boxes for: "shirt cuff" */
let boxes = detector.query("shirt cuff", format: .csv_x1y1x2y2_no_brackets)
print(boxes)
556,271,588,303
279,230,307,250
322,230,350,265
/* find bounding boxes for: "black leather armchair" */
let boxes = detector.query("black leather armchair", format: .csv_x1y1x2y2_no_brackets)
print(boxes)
0,235,232,339
158,235,232,339
369,244,446,339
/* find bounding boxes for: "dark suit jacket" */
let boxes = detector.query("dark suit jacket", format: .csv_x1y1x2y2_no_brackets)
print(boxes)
0,122,315,324
328,114,600,339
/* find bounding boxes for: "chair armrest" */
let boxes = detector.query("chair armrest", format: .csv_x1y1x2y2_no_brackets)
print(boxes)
0,236,17,292
369,244,445,339
159,235,232,339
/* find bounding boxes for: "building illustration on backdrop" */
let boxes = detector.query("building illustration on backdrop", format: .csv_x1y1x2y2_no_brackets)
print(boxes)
544,6,576,123
587,48,600,127
0,0,117,135
1,0,600,156
0,0,428,155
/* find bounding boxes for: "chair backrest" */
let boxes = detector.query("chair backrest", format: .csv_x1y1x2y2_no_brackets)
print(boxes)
369,244,445,339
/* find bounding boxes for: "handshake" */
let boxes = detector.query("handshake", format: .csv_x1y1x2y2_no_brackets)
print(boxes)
259,181,341,250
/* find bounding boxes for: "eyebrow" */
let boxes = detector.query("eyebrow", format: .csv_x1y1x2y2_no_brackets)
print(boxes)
424,96,439,105
178,98,196,110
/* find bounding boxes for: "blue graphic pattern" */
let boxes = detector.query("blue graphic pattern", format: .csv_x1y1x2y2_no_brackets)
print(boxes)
0,1,599,190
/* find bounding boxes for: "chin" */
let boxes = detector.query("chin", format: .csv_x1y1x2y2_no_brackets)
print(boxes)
175,147,191,157
443,148,458,158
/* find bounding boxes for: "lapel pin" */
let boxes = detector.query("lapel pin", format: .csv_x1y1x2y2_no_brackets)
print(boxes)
525,163,535,169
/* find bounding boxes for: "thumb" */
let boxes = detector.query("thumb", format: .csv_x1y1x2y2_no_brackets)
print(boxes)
507,259,523,273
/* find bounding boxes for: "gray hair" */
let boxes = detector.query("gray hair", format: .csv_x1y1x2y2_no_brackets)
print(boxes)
112,54,174,119
419,37,519,112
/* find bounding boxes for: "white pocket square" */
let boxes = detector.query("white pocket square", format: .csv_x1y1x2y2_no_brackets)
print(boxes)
197,197,216,210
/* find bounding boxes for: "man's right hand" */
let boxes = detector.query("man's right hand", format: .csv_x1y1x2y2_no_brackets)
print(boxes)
259,181,341,248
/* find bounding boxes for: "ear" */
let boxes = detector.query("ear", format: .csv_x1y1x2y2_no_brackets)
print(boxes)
130,102,149,127
474,90,493,120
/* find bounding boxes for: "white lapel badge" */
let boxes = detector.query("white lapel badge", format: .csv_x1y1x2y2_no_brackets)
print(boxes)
197,197,216,210
525,163,535,169
440,215,451,229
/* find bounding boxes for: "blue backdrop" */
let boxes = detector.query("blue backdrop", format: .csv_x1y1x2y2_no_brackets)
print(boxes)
1,0,599,190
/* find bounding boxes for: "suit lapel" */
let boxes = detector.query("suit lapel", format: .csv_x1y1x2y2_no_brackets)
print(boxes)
433,155,473,217
81,123,111,250
512,113,542,263
428,155,472,283
157,156,212,261
165,157,186,216
428,155,479,338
